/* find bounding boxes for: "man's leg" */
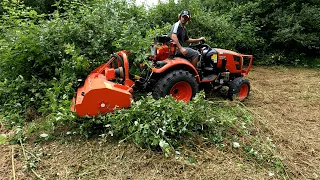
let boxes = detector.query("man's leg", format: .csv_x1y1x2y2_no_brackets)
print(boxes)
185,48,199,68
191,56,198,68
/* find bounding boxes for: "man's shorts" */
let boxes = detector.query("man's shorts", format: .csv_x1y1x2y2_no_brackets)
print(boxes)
175,47,199,62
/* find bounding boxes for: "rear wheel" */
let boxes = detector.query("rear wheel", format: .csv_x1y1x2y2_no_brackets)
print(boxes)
153,70,198,102
228,77,250,101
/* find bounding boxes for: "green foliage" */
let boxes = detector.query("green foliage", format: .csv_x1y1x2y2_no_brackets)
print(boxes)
0,76,47,128
232,0,320,65
24,0,57,14
0,134,6,145
78,92,253,157
0,0,57,15
0,0,150,126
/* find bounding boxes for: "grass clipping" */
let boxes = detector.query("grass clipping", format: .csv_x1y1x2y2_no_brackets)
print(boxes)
77,92,280,166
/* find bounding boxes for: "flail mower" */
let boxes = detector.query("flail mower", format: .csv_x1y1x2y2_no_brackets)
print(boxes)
71,35,253,117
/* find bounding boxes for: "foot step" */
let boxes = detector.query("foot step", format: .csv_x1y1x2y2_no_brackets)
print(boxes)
202,74,218,81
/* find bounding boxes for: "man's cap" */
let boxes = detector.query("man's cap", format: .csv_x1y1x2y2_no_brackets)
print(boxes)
180,10,191,18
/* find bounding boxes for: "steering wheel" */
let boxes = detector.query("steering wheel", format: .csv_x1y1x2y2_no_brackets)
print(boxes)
189,39,208,49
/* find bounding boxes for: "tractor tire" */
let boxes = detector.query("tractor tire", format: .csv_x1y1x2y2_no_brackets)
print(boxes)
153,70,198,102
227,77,250,101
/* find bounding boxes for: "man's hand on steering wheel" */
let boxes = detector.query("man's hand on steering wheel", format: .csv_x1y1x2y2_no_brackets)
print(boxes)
199,37,206,43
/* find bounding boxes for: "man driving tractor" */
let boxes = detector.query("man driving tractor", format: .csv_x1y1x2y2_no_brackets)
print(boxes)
170,10,206,68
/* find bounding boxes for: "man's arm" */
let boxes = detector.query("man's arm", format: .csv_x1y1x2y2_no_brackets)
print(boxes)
171,34,183,49
171,33,187,55
186,37,206,43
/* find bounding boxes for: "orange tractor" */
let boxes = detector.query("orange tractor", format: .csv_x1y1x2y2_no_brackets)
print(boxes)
71,35,253,117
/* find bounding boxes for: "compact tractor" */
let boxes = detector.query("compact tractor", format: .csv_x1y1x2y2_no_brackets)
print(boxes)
71,35,253,116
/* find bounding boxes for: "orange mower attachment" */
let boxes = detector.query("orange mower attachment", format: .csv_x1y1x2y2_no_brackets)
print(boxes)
71,51,134,117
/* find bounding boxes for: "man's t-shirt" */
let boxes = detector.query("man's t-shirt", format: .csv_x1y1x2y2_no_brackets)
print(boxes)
170,21,189,45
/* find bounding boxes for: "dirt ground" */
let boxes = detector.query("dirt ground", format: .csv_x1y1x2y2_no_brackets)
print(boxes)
0,66,319,179
246,66,320,179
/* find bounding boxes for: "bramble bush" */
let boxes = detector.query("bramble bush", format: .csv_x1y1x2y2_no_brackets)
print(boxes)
0,0,162,130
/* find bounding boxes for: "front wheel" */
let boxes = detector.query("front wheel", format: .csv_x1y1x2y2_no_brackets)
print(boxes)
153,70,198,102
228,77,250,101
